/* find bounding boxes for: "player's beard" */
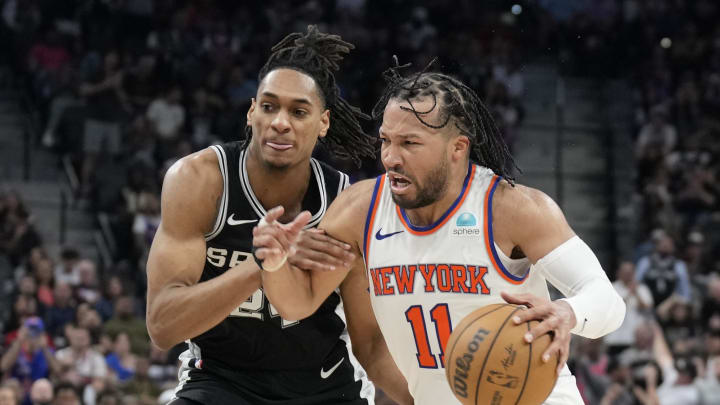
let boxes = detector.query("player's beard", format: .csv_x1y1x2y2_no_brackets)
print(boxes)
391,156,449,209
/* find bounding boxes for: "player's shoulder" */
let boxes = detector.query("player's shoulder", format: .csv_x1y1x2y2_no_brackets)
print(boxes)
160,147,223,230
163,147,222,193
492,179,564,224
322,177,379,225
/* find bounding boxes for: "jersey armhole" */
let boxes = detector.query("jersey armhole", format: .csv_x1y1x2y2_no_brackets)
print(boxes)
204,145,229,241
484,175,529,285
362,175,385,270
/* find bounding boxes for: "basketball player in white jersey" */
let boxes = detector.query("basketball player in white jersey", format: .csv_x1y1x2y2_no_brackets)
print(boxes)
253,64,626,404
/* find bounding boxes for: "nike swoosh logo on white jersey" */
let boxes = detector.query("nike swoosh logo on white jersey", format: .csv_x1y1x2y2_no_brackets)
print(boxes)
226,214,258,226
320,357,344,379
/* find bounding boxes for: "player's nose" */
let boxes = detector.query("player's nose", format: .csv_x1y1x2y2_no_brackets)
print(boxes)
381,143,402,169
270,110,291,134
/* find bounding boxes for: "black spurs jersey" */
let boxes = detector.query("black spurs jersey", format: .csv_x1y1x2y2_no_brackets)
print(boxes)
186,142,351,372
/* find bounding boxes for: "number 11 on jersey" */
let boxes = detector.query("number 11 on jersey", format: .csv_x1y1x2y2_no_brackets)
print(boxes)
405,303,452,368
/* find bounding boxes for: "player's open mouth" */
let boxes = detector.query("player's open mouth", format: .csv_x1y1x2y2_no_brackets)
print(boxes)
266,141,293,151
388,173,412,193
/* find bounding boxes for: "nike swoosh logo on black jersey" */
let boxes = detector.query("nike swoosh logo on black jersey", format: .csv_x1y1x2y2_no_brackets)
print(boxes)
320,357,344,379
227,214,258,226
375,229,404,240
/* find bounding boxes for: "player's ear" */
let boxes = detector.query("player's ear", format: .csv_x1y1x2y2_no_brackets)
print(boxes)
247,98,256,124
451,134,470,161
319,109,330,138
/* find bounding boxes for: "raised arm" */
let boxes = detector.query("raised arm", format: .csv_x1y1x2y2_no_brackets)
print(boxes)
146,149,261,349
257,179,375,321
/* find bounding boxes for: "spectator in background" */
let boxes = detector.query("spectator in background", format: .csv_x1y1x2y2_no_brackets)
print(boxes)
44,283,75,339
0,208,42,267
95,389,120,405
146,85,184,161
650,324,701,405
105,332,136,384
54,325,107,391
78,50,130,196
122,358,159,405
4,295,39,345
607,261,654,356
0,319,59,403
33,258,54,308
656,296,696,351
131,192,160,272
52,383,80,405
0,385,18,405
75,304,103,344
95,276,123,322
29,378,53,405
123,54,158,112
103,297,148,355
74,260,100,305
26,29,70,100
53,249,80,287
636,234,691,304
702,276,720,328
635,105,676,159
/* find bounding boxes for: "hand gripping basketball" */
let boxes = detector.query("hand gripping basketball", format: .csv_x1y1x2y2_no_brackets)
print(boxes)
252,206,311,272
501,291,577,375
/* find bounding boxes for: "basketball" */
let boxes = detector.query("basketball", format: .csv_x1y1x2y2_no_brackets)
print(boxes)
444,304,558,405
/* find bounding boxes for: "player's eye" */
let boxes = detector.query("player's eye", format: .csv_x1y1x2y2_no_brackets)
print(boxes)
261,103,275,112
379,137,388,144
294,109,308,117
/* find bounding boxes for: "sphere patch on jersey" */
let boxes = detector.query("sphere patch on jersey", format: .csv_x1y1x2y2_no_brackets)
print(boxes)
456,212,477,227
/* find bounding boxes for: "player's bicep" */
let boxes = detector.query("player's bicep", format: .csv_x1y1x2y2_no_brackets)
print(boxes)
146,224,207,292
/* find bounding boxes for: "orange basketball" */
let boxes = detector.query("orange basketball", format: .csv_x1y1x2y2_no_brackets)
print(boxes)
444,303,558,405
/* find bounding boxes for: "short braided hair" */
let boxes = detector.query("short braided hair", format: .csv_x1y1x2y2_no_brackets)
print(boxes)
372,57,518,182
243,25,376,166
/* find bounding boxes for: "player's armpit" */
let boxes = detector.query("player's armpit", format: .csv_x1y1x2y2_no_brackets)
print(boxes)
491,182,575,264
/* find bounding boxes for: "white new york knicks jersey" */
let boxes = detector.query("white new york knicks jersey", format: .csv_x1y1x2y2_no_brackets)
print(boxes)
363,164,582,405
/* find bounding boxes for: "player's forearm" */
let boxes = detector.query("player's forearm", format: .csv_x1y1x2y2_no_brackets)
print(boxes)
147,262,261,349
261,264,317,320
355,336,413,405
538,236,626,338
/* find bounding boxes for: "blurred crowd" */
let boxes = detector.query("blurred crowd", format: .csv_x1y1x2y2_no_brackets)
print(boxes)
557,1,720,405
0,1,530,404
4,1,720,405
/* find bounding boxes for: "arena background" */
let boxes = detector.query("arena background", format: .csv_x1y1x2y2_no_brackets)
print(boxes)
1,1,719,404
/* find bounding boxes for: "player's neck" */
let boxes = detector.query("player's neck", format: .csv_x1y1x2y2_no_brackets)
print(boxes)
245,154,311,222
403,163,468,227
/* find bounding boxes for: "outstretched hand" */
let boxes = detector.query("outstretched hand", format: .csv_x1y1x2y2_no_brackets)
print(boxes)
501,291,577,375
252,206,311,271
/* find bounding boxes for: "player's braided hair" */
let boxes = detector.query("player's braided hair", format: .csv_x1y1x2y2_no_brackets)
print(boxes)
243,25,376,166
371,57,518,183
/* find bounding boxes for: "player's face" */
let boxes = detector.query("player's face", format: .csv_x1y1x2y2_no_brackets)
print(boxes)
247,69,330,170
380,99,458,209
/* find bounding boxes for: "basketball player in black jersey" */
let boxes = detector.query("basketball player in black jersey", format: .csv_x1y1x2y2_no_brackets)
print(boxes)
146,26,412,405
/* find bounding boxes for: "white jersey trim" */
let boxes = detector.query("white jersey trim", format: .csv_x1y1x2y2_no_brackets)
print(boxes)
204,145,229,241
238,149,328,229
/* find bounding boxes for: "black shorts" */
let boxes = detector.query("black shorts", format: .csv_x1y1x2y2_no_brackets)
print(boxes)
171,352,373,405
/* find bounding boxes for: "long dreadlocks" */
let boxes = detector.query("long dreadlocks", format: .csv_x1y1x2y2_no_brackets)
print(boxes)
371,57,519,183
242,25,376,166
